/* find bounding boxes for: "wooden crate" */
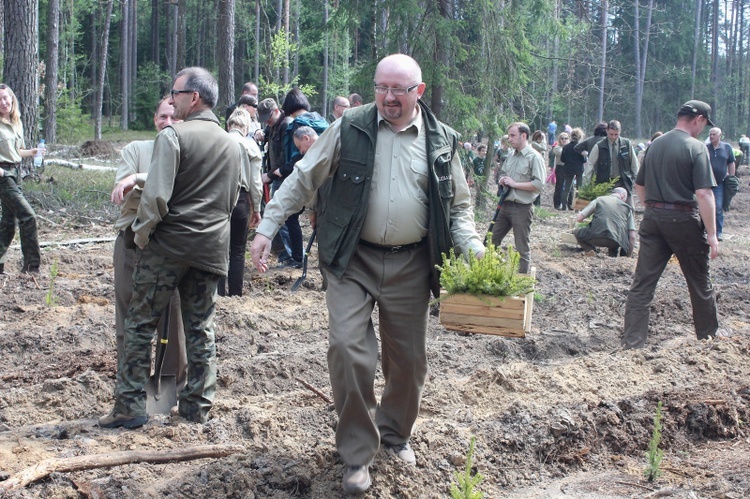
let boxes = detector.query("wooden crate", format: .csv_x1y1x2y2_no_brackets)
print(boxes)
439,268,535,338
573,198,590,211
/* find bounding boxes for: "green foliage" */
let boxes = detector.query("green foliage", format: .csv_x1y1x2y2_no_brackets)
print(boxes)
130,62,171,131
54,89,93,145
576,178,618,201
438,243,535,298
261,28,317,102
450,436,484,499
644,401,665,482
45,259,60,307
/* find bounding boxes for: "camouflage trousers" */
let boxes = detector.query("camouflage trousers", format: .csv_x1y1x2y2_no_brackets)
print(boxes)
0,174,41,267
114,244,220,423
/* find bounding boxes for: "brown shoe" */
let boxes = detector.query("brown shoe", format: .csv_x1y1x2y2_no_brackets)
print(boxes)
98,410,148,429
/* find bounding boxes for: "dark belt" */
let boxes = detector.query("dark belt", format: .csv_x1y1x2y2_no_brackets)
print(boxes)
646,202,697,212
0,162,18,169
359,238,425,253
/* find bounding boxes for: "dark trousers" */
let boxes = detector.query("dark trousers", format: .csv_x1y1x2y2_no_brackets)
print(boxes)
0,175,41,268
552,165,565,208
622,208,718,349
562,172,581,209
219,191,250,296
490,201,533,273
285,208,304,263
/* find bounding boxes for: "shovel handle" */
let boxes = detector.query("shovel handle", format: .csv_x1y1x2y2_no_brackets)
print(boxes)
291,229,317,291
152,308,171,394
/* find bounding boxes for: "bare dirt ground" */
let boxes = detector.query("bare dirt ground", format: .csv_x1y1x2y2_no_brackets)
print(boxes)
1,158,749,498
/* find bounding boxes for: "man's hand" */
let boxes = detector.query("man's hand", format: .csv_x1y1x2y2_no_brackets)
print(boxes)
707,234,719,260
111,174,138,204
498,176,515,188
251,233,273,273
309,211,317,230
248,211,262,228
262,172,273,184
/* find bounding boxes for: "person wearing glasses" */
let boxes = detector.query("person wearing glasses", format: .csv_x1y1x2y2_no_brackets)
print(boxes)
251,54,483,493
224,80,259,126
622,100,720,349
236,94,261,140
108,96,188,406
100,67,243,429
330,95,350,121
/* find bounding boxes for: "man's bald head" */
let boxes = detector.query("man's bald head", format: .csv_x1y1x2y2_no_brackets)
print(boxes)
375,54,422,84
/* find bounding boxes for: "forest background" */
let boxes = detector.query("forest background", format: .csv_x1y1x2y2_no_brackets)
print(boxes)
1,0,748,156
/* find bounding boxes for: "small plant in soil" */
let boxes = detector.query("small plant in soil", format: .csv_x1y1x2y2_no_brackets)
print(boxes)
45,259,59,307
644,400,664,482
450,436,484,499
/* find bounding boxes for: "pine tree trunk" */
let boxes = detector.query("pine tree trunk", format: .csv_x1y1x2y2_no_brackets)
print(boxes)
93,0,114,140
44,0,61,144
218,0,236,113
3,0,39,155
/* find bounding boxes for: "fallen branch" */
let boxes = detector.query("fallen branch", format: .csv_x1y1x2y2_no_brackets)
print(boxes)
0,444,244,491
294,376,332,404
44,159,117,172
12,237,117,250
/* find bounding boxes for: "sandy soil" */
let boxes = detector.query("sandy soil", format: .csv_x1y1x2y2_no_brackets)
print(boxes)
1,160,749,498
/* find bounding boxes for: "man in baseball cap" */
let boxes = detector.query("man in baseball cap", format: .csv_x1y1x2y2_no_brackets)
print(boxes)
677,100,715,127
257,98,279,125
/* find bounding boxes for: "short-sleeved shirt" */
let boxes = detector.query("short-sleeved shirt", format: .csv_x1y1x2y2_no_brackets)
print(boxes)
0,120,24,165
500,144,546,205
636,128,716,207
706,141,734,183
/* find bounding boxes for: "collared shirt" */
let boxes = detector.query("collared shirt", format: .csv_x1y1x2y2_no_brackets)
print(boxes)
228,129,263,212
706,140,734,183
114,140,155,231
0,120,24,164
257,108,483,256
500,144,546,204
587,138,639,179
360,110,428,245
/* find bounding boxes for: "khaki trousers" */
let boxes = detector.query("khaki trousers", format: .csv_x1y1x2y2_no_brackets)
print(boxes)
114,233,187,388
324,243,430,466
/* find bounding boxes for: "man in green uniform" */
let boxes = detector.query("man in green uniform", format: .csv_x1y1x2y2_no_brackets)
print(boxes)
622,100,719,349
491,122,546,274
573,187,635,256
251,54,483,494
99,67,242,428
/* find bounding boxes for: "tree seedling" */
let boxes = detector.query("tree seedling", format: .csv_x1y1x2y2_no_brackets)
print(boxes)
450,436,484,499
644,400,664,482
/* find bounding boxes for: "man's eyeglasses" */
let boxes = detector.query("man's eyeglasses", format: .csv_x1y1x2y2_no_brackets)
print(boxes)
170,88,195,97
373,83,419,96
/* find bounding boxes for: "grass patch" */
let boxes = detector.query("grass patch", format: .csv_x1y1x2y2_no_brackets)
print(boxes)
534,206,555,219
23,164,118,224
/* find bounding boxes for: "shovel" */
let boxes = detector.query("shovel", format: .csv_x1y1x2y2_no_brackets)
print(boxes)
145,312,177,415
291,229,317,291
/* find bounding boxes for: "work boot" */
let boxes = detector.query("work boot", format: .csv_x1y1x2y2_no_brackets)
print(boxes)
98,410,148,429
384,442,416,466
342,465,371,494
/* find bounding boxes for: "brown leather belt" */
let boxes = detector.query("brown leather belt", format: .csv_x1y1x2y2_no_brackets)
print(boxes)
359,238,425,253
646,202,696,212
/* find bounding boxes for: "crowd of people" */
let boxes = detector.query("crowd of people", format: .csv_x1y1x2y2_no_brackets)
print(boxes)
0,55,737,494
